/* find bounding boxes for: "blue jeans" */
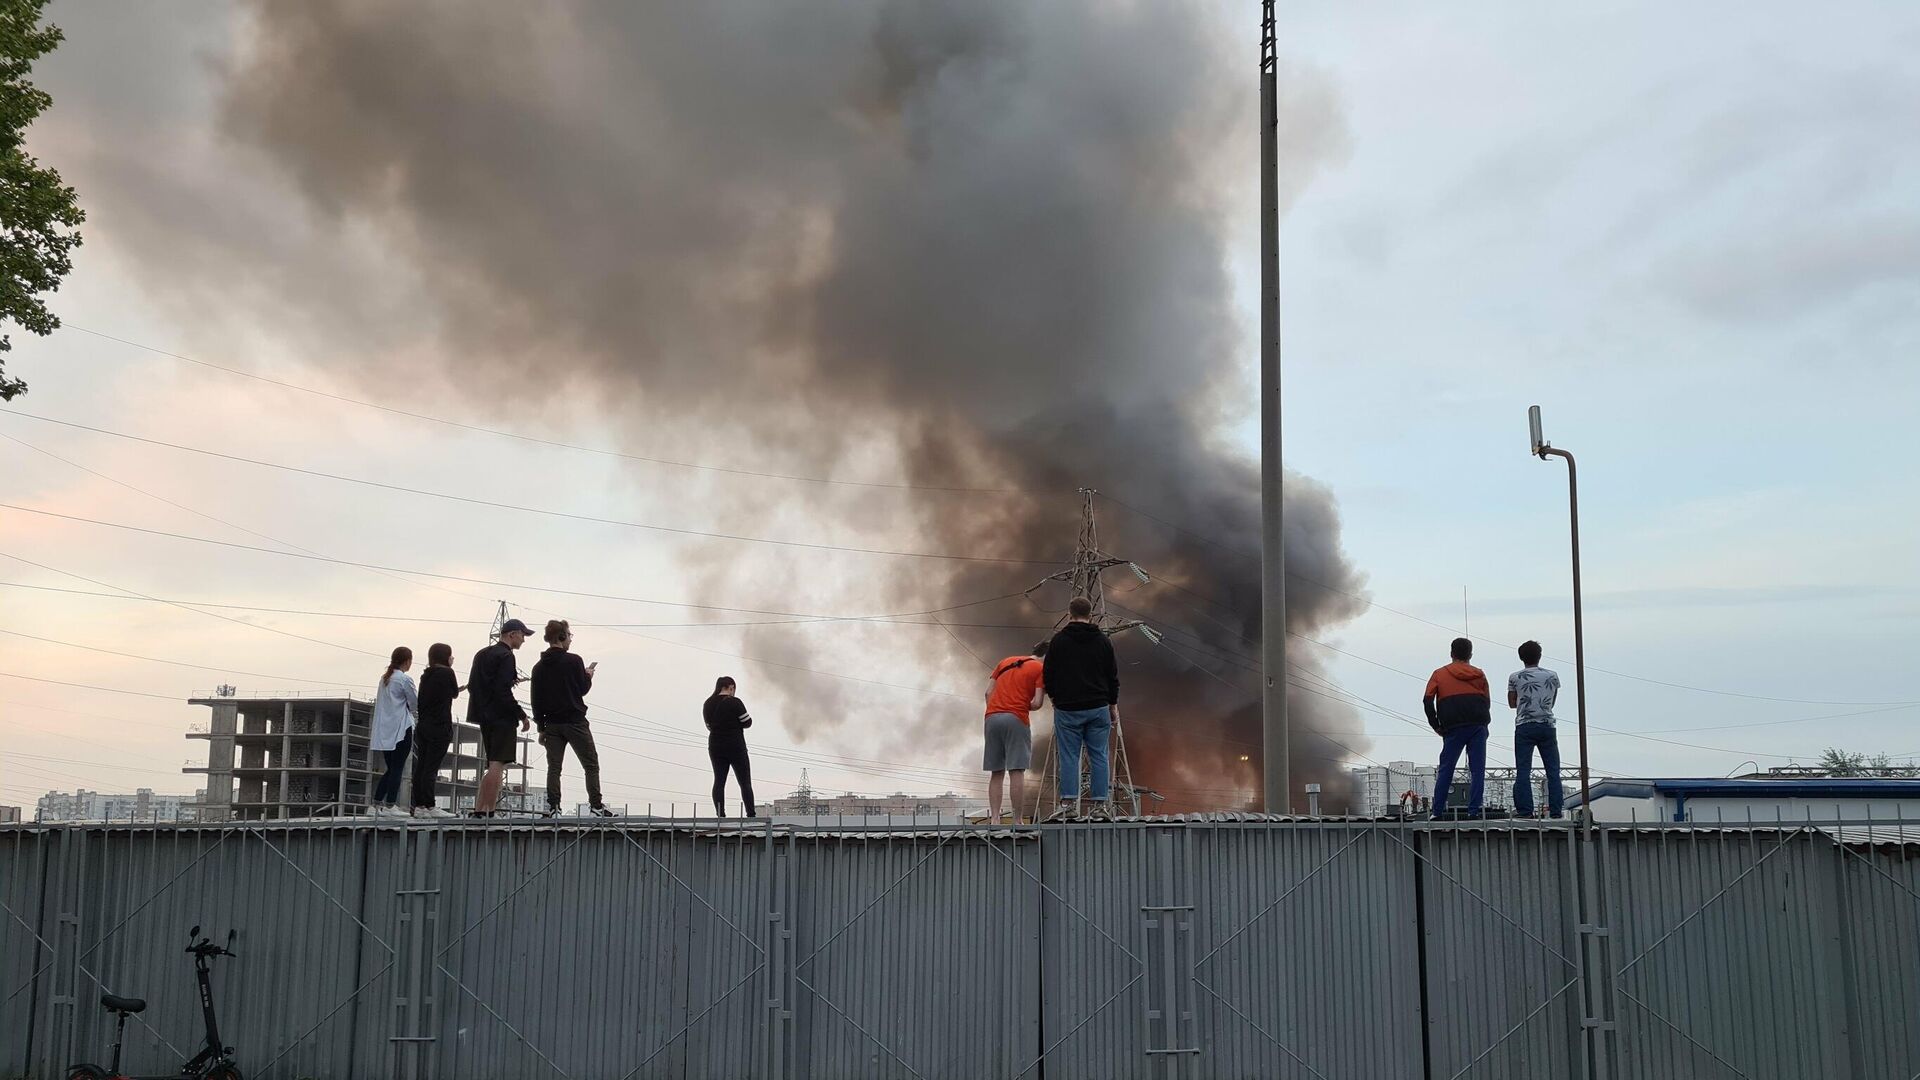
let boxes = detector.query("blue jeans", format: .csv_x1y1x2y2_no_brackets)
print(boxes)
1054,706,1112,801
1513,723,1563,816
1431,724,1487,815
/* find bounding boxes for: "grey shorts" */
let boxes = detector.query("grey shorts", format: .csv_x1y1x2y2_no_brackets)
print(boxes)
982,712,1032,772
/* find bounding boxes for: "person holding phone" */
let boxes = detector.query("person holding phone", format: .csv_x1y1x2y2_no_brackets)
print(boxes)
531,619,612,817
703,676,756,817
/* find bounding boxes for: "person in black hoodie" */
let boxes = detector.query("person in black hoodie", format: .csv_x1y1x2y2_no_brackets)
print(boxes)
467,618,532,817
703,676,756,817
1043,597,1120,822
411,642,463,816
531,619,613,817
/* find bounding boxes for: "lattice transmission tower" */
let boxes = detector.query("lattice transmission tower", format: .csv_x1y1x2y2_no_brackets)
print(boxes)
1026,488,1164,819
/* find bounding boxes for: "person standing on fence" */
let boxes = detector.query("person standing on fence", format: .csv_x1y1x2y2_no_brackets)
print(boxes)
370,646,417,817
1423,637,1491,817
703,676,757,817
982,640,1049,824
468,618,533,817
410,642,462,816
532,619,613,817
1043,597,1119,823
1508,639,1565,818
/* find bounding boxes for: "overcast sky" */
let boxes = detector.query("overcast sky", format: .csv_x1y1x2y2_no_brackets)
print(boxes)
3,1,1917,814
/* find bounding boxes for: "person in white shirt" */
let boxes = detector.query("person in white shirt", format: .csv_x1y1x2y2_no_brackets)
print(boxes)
1507,640,1563,818
370,646,419,816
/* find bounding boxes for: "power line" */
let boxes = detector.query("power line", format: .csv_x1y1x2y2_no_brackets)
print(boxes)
0,671,183,700
0,504,1032,623
0,629,357,687
1,427,522,617
0,550,386,660
66,324,1042,496
1098,492,1920,709
0,580,1064,632
2,411,1065,567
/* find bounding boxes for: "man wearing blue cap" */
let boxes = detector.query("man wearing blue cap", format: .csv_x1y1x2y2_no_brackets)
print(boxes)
468,618,533,817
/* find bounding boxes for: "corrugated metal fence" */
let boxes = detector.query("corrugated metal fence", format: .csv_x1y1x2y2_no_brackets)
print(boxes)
3,818,1916,1079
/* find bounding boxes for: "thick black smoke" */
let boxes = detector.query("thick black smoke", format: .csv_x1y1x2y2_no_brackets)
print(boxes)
211,1,1369,809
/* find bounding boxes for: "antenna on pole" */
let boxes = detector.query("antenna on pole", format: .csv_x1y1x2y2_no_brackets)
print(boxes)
1258,0,1291,814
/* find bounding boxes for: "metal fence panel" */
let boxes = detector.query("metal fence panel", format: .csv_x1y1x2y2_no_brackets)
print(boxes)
1037,823,1159,1080
1419,826,1584,1080
1,827,53,1079
1837,839,1920,1080
32,824,405,1080
1189,822,1423,1079
1603,827,1852,1080
786,828,1040,1080
6,818,1920,1080
428,823,772,1080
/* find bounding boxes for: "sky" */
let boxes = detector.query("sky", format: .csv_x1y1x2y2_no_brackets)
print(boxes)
3,1,1918,815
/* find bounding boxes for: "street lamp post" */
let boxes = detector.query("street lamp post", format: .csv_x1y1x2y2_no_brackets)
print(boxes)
1529,405,1592,823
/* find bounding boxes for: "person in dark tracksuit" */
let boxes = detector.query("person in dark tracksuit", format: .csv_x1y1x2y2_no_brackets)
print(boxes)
1423,637,1492,817
703,676,756,817
531,619,613,817
411,643,462,816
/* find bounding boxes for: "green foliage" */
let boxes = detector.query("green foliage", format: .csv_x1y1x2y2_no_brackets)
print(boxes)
1816,747,1920,777
0,0,83,401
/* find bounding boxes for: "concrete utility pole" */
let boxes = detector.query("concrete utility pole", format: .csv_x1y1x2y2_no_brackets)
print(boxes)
1259,0,1291,814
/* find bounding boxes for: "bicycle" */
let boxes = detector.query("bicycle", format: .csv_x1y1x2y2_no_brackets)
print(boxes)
67,924,242,1080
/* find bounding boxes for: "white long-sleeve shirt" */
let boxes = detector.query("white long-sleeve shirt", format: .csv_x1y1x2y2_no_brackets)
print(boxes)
371,670,418,751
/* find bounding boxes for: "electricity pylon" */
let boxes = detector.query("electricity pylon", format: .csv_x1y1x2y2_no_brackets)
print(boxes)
1026,489,1161,819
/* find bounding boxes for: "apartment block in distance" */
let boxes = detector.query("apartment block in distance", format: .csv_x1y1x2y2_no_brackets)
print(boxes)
187,693,533,820
34,788,195,823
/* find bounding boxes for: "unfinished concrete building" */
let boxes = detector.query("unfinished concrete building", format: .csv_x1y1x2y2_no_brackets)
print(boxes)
186,694,533,820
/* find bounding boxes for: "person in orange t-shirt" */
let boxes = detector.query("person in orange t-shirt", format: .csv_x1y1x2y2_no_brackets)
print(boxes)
982,641,1049,824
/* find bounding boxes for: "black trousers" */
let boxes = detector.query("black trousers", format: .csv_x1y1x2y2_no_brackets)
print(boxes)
541,721,603,810
411,725,452,808
708,737,755,817
374,732,412,805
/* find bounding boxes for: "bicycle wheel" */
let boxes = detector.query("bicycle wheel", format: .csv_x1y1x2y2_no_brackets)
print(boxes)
66,1066,109,1080
202,1064,244,1080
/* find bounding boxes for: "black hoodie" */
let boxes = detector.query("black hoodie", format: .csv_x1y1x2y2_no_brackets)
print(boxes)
530,647,593,725
1043,621,1120,712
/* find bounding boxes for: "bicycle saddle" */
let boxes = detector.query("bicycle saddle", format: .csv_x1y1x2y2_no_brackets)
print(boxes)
101,993,146,1014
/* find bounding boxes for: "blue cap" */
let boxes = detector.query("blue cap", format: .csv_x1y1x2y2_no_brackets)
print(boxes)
499,618,535,637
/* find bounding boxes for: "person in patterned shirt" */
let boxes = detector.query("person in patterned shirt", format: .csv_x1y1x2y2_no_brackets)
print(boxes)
1507,640,1563,818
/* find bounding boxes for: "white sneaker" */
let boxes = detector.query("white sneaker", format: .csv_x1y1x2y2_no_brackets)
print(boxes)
419,807,456,819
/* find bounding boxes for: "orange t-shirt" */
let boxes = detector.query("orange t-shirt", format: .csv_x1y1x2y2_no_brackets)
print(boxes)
985,655,1046,725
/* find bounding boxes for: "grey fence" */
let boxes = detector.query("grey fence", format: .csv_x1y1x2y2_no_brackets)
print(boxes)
3,818,1916,1080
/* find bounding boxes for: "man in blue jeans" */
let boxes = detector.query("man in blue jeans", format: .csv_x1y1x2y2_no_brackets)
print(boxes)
1423,637,1492,817
1042,597,1120,823
1508,640,1565,818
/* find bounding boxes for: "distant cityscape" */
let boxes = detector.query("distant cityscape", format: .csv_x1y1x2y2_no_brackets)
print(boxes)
6,702,1916,825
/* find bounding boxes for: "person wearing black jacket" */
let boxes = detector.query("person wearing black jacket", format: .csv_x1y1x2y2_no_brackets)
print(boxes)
467,618,532,816
702,676,756,817
531,619,613,817
1043,597,1121,822
411,642,463,815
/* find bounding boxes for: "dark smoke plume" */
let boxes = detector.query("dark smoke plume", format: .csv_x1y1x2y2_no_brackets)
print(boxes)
207,1,1369,809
